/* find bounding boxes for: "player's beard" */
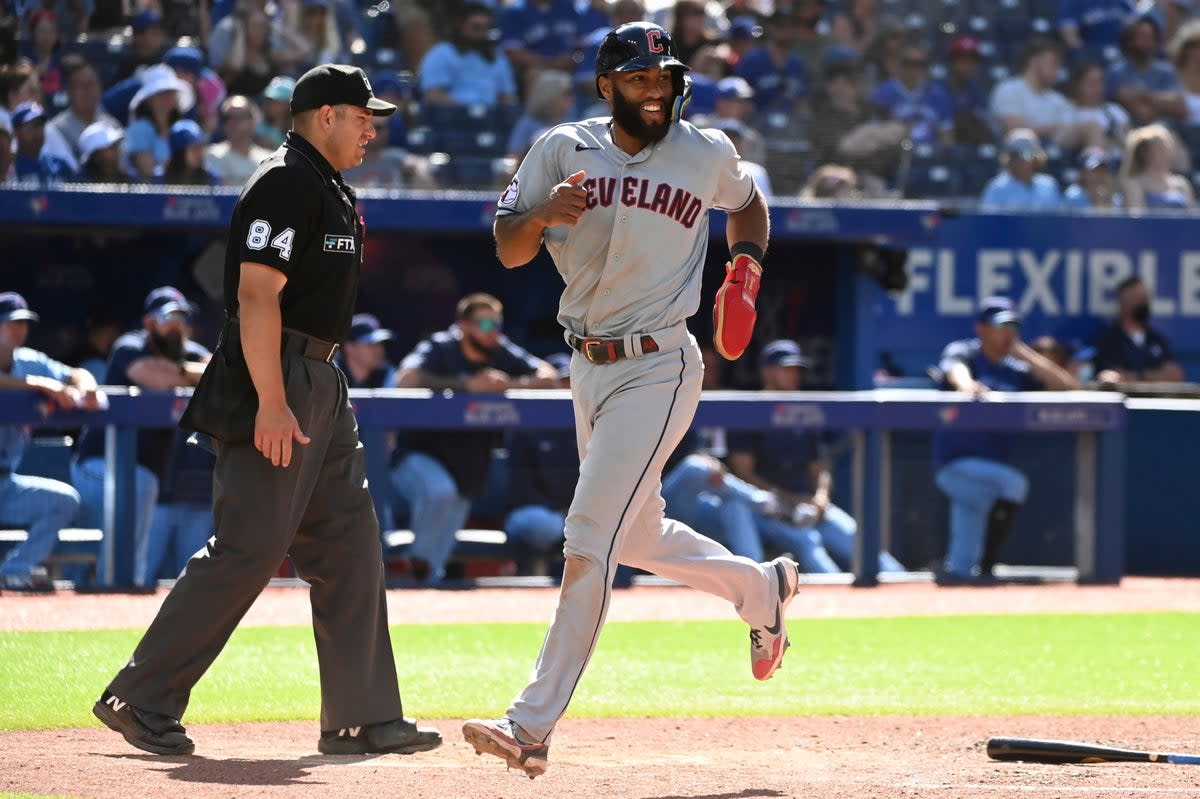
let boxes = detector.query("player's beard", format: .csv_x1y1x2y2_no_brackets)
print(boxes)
152,330,186,361
464,329,499,354
610,83,672,144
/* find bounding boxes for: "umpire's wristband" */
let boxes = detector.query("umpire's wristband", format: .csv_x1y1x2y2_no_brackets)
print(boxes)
730,241,764,264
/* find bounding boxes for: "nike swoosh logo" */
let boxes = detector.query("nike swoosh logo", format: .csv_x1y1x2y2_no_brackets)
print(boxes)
763,605,782,635
575,144,599,151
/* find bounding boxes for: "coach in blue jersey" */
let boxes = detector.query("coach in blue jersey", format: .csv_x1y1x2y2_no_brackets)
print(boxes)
932,297,1078,584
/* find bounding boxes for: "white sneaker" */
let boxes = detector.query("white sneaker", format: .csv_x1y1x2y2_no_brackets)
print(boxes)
749,557,799,681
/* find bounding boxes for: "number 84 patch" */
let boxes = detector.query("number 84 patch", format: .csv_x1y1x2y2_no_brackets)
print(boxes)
246,219,295,261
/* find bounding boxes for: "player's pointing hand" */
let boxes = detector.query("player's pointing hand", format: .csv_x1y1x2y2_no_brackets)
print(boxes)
540,170,588,228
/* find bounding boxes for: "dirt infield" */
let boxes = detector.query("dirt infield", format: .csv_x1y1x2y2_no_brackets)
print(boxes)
3,578,1200,799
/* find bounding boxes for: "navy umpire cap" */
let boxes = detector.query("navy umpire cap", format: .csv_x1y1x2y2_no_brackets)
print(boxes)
0,292,39,323
347,313,394,344
759,340,812,369
290,64,397,117
144,286,194,320
978,296,1021,326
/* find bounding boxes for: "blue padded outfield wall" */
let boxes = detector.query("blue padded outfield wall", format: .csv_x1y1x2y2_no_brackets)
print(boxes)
0,188,1196,575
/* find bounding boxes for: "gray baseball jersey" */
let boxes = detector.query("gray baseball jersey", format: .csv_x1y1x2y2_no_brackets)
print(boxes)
494,117,782,744
496,117,757,338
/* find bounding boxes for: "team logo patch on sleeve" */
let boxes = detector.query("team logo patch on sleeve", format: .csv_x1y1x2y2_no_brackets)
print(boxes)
498,177,520,208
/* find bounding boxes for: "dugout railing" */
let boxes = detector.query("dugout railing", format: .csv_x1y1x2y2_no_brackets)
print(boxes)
0,388,1125,590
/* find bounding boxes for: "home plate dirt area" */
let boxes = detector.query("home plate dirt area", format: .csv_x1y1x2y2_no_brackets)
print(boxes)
3,579,1199,799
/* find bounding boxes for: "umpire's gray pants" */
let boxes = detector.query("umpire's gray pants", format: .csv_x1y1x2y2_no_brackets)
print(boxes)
107,354,404,731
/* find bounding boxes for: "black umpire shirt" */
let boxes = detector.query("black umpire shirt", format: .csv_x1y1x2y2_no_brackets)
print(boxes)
226,131,363,342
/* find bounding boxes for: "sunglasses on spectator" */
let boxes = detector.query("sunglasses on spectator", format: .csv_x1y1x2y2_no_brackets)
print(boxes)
471,317,502,332
902,58,929,67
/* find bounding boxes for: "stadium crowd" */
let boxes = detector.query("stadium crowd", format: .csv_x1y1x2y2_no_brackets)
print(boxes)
2,1,1196,591
2,0,1200,203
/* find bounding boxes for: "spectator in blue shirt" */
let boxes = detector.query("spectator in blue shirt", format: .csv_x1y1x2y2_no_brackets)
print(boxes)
1064,145,1124,206
10,101,76,183
390,293,558,584
1092,275,1185,384
869,42,955,146
499,0,582,76
419,3,518,110
980,128,1065,210
1107,15,1187,126
932,297,1078,584
0,292,100,592
939,36,994,145
1058,0,1137,62
734,9,809,115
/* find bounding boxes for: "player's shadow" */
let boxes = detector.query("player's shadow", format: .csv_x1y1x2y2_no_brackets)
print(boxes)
638,790,788,799
96,753,351,786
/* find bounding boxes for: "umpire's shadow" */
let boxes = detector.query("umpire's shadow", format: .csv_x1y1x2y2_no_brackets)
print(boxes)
96,753,349,786
637,790,788,799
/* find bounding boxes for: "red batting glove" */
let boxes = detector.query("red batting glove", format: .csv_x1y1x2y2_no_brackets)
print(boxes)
713,253,762,360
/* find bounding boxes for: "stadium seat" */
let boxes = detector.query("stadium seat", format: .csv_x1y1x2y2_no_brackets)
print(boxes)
902,144,960,199
959,143,1000,195
406,125,438,154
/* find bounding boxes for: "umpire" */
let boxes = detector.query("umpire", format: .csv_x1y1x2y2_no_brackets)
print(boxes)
92,64,442,758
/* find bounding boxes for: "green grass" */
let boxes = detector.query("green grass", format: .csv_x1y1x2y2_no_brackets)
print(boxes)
2,613,1197,731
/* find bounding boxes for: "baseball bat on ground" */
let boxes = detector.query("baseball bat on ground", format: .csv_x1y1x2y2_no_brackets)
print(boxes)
987,737,1200,765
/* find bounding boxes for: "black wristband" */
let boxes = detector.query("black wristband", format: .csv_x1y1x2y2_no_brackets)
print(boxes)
730,241,764,264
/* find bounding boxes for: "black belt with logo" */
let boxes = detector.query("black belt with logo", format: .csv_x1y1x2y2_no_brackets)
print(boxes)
567,333,660,365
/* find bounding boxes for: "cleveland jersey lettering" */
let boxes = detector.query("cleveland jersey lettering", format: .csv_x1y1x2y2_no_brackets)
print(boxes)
583,176,703,228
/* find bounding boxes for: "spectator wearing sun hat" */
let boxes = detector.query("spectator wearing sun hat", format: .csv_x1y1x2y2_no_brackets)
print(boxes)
75,120,130,184
255,75,295,149
11,101,77,184
154,119,220,186
123,64,196,181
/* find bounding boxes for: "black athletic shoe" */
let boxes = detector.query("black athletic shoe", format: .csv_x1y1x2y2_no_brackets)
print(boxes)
93,690,195,755
318,718,443,755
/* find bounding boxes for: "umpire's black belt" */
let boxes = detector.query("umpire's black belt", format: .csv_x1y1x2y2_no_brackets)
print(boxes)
567,333,660,365
282,327,339,362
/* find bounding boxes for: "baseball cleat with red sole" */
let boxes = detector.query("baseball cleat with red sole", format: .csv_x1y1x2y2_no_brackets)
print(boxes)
750,557,799,680
462,717,549,779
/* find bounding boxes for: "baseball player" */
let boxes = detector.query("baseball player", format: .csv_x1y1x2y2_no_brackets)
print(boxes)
463,22,799,778
92,64,441,758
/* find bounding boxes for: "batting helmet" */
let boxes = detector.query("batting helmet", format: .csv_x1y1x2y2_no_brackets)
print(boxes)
594,21,692,119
